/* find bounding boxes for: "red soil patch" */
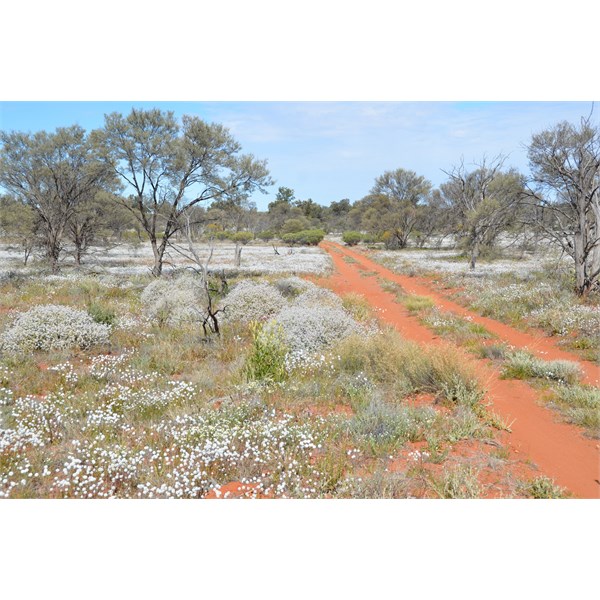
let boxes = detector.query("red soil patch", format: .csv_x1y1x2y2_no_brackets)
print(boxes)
204,482,266,499
319,241,600,498
306,404,354,418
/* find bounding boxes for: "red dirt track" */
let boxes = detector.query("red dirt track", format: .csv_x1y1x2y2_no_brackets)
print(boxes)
319,241,600,499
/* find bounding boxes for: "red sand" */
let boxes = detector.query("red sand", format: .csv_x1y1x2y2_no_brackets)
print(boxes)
319,241,600,499
330,241,600,386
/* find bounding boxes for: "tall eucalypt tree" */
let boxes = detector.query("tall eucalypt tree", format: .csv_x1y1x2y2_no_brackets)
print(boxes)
0,125,114,273
525,116,600,296
93,108,273,276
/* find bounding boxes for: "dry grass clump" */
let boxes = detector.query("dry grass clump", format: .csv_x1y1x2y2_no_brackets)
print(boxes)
502,351,583,385
346,397,436,455
337,470,411,498
336,329,481,403
422,308,493,345
341,292,376,323
0,305,110,354
548,385,600,437
399,294,435,313
428,464,481,498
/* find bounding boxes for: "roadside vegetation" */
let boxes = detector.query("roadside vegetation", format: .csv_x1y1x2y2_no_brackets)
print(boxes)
0,267,555,498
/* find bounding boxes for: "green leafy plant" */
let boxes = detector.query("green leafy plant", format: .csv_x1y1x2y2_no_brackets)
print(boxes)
244,322,289,382
342,231,363,246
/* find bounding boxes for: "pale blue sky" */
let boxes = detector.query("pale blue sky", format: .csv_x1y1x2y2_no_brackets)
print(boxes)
0,101,596,210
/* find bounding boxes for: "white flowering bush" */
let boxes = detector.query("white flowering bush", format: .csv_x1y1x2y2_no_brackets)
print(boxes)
274,276,313,297
0,305,110,353
0,365,14,406
267,304,363,358
222,280,286,324
140,275,204,326
291,285,343,308
529,304,600,337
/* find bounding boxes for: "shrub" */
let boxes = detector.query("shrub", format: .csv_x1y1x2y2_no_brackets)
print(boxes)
1,305,110,353
230,231,254,244
337,470,410,498
257,230,275,241
273,276,313,298
362,232,383,244
429,464,481,498
347,398,436,452
88,303,117,326
341,293,374,323
281,229,326,246
140,275,204,326
549,385,600,435
342,231,363,246
267,304,362,357
292,285,342,308
523,476,567,499
244,322,288,382
222,280,286,324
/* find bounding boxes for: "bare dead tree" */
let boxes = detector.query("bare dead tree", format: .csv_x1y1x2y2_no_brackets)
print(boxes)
167,213,226,338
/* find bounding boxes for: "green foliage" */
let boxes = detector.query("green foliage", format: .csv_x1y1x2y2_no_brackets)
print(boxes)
400,295,435,312
342,231,363,246
87,303,117,326
429,465,481,498
257,230,275,241
281,217,310,235
281,229,326,246
231,231,254,244
523,476,568,499
244,322,289,382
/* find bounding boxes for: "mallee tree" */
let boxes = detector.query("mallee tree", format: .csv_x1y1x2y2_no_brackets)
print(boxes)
93,108,272,276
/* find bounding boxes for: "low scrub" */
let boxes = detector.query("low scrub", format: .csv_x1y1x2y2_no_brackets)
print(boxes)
523,476,568,499
423,308,493,344
502,351,582,385
336,330,482,403
268,304,362,357
347,398,436,455
1,305,110,353
281,229,326,246
222,280,286,324
549,385,600,436
429,464,481,498
273,276,313,298
140,275,205,326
